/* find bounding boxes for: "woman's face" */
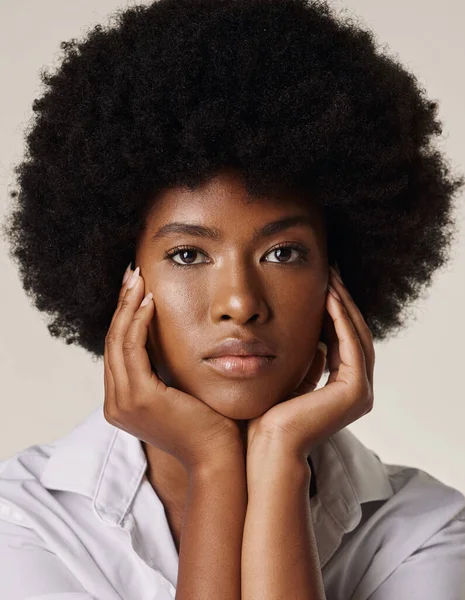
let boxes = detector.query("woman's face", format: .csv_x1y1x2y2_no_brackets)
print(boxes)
135,169,329,420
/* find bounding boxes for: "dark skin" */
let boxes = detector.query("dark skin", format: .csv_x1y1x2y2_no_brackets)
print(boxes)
131,168,329,551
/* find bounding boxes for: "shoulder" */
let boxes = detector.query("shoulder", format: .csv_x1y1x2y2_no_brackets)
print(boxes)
0,442,56,525
334,462,465,600
320,430,465,600
0,441,55,479
356,461,465,561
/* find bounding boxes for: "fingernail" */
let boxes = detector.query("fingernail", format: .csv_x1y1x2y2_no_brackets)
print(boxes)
317,341,327,357
127,266,140,289
330,265,343,284
328,284,341,300
122,261,132,285
140,292,153,307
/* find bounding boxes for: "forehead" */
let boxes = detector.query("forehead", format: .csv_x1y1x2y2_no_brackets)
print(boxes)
144,169,326,239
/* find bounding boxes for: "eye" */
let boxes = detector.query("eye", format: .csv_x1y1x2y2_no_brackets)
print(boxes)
165,246,208,267
164,242,309,268
265,243,309,264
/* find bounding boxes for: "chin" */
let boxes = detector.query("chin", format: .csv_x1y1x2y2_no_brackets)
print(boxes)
156,364,297,420
197,387,282,421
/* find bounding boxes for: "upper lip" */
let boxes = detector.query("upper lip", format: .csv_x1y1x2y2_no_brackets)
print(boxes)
205,337,276,358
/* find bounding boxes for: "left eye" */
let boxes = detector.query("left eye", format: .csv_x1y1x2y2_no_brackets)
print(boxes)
266,245,307,263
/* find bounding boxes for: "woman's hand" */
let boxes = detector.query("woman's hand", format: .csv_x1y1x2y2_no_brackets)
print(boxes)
103,264,244,473
246,265,375,461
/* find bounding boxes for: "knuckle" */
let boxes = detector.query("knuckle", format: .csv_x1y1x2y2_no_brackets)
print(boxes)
105,330,119,346
131,314,145,327
363,399,374,415
118,285,129,301
122,338,137,354
359,379,370,398
114,298,128,316
119,296,132,311
103,403,118,424
363,390,374,413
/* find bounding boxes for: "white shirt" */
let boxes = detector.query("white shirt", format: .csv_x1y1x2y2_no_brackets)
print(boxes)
1,403,464,600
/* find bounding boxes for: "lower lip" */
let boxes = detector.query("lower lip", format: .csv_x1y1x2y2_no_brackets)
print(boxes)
204,356,275,378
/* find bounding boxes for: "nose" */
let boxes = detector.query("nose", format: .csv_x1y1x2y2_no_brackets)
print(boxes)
209,259,269,324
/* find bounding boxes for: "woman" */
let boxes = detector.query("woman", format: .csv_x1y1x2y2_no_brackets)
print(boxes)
1,0,464,598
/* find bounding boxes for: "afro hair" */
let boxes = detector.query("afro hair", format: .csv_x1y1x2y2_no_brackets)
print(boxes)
2,0,464,362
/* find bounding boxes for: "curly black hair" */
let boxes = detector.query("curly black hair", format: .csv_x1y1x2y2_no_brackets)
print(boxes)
2,0,463,362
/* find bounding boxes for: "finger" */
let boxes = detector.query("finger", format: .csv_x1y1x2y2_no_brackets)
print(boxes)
322,302,340,376
122,291,157,392
326,284,366,387
329,267,375,381
106,267,144,392
108,263,136,330
104,263,133,412
104,337,116,399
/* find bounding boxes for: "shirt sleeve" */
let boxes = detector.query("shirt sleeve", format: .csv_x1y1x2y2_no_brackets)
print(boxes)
366,507,465,600
0,518,95,600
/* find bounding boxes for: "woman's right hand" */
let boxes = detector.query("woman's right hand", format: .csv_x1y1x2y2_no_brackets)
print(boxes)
103,264,245,474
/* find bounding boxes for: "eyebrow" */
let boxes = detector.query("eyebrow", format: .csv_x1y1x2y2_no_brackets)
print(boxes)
151,215,317,243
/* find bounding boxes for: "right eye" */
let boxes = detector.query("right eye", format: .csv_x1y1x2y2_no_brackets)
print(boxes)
164,246,209,268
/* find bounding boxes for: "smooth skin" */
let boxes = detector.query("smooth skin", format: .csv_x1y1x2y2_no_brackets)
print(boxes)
103,168,375,599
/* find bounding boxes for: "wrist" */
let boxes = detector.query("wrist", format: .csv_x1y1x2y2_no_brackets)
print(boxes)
246,436,311,490
189,448,246,483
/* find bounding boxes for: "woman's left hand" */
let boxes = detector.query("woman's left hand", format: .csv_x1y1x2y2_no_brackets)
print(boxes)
246,266,375,461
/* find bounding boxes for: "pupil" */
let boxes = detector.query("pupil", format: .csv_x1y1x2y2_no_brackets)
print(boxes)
182,250,196,263
276,248,292,262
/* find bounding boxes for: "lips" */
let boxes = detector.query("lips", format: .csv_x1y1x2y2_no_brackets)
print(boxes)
205,337,276,359
205,355,275,378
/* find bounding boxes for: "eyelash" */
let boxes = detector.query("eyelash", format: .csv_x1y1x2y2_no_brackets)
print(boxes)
164,242,310,269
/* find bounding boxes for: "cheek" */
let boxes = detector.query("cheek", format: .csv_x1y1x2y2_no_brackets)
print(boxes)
149,288,200,358
156,284,200,326
277,288,326,372
279,279,325,327
290,296,324,332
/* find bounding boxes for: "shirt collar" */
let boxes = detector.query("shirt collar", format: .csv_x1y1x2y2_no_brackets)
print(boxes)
40,404,393,566
40,405,147,527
